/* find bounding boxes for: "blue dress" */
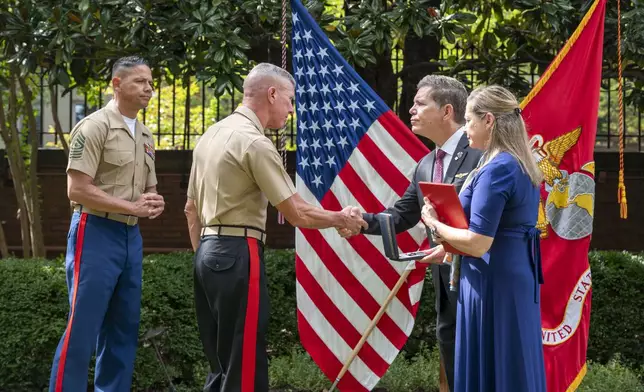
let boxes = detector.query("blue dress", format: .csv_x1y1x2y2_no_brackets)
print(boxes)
454,152,546,392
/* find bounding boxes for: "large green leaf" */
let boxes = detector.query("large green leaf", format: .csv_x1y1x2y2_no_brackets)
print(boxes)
55,66,70,88
0,0,642,116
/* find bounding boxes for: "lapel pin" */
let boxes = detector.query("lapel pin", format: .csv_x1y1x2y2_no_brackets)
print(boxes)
454,151,463,161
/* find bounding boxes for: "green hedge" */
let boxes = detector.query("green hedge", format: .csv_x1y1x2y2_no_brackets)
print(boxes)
267,347,644,392
0,250,642,391
586,252,644,372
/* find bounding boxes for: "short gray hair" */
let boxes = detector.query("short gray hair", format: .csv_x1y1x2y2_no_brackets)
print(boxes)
243,63,295,91
112,56,149,78
417,75,468,124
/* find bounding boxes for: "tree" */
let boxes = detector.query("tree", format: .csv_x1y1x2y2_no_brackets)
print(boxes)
0,0,123,257
302,0,644,147
0,65,37,258
1,0,642,258
0,1,47,258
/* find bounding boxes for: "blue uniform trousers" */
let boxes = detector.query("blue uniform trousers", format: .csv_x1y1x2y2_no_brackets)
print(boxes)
49,210,143,392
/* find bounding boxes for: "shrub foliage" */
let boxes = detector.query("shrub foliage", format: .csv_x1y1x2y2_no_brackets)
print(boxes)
0,250,642,391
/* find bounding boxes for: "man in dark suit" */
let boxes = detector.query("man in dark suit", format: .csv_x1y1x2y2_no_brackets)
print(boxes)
356,75,482,392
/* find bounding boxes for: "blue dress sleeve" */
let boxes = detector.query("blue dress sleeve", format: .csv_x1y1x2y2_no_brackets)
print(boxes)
468,159,516,237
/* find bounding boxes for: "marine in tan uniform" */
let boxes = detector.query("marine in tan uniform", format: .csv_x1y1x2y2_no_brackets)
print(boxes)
184,63,366,392
49,56,165,392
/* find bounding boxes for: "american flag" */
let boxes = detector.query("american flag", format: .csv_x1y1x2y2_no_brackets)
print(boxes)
291,1,432,390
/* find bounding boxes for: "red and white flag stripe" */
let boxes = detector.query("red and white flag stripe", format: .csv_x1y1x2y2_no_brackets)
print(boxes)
296,115,430,390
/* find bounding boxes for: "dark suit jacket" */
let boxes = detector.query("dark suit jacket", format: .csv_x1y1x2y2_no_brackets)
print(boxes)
362,133,483,323
363,133,482,238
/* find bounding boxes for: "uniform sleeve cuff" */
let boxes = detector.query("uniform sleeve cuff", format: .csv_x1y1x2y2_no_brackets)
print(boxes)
66,164,96,179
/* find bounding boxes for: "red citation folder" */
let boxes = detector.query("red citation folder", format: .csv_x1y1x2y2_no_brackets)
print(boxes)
418,181,471,256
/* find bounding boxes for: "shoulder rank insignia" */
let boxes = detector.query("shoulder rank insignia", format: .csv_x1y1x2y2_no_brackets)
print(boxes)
69,132,86,160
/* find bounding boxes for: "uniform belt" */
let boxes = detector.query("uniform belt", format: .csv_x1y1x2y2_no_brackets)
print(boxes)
73,205,138,226
202,225,266,243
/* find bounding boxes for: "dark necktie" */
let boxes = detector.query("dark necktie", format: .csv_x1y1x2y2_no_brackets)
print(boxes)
433,149,447,183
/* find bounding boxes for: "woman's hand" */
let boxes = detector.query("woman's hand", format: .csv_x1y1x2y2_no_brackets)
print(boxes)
421,197,438,226
418,245,445,264
422,197,443,243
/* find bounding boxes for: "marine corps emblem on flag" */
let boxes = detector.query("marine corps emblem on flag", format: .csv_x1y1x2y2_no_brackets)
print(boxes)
144,143,155,161
519,0,607,389
530,127,595,240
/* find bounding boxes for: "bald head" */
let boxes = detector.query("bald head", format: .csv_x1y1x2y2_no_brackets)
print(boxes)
243,63,295,98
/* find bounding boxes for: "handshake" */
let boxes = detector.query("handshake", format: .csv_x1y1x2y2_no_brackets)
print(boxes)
336,206,368,238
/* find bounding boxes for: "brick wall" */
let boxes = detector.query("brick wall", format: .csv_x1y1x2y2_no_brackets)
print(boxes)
1,149,642,257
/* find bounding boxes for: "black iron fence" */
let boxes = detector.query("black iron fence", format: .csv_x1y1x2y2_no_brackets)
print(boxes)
26,43,643,153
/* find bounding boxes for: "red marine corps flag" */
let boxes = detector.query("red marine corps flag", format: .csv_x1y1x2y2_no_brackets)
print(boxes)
519,0,607,390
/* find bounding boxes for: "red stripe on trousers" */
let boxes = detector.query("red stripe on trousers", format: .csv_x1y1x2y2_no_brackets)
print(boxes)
241,238,260,392
296,255,389,377
55,212,88,392
297,310,368,392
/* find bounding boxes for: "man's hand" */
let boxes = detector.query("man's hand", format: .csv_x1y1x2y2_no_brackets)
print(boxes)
130,193,165,218
418,245,446,264
337,206,367,237
144,193,165,219
337,226,353,238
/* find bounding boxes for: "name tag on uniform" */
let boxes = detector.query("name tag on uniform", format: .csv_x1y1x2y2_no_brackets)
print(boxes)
144,143,155,160
455,171,470,179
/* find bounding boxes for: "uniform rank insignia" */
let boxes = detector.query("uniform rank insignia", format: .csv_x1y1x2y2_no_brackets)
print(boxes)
69,133,86,160
144,143,155,160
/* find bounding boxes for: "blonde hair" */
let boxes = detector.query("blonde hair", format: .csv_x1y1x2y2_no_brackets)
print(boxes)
467,85,543,186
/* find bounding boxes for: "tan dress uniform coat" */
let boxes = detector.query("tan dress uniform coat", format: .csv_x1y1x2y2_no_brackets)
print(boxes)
67,99,157,205
188,105,296,239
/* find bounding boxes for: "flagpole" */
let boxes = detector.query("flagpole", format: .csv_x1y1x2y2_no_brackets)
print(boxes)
326,265,414,392
277,0,289,225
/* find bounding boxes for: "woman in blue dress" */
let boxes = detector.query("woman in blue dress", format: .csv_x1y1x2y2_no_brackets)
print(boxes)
421,85,546,392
